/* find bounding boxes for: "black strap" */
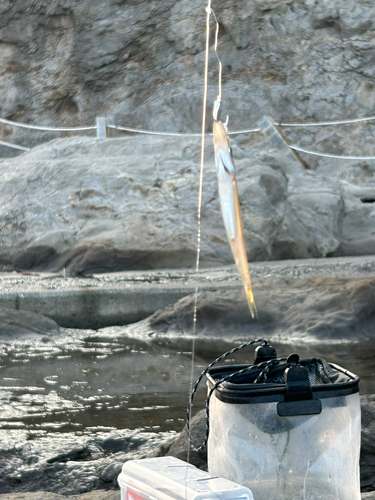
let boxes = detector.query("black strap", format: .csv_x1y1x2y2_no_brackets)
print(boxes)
186,338,286,451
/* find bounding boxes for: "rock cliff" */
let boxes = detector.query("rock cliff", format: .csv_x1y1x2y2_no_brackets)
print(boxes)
1,0,375,159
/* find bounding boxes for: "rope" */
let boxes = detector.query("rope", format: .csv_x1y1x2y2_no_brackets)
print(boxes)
1,113,375,137
186,338,286,451
0,139,30,151
2,119,374,159
290,144,375,160
278,115,375,127
229,127,261,135
187,339,265,450
108,114,375,137
108,123,201,137
0,117,96,132
109,123,260,136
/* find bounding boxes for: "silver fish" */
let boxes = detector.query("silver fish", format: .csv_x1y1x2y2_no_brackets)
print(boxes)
213,119,257,319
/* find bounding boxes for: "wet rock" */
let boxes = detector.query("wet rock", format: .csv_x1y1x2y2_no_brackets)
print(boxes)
0,428,174,496
46,442,103,464
97,461,123,485
1,135,375,274
153,409,207,470
0,307,60,336
126,277,375,343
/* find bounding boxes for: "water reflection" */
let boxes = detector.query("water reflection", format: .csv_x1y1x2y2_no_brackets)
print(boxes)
0,328,373,443
0,329,207,437
3,270,375,451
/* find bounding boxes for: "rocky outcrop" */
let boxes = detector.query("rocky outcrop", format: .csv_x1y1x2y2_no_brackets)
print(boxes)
1,0,375,159
1,135,375,273
123,277,375,343
1,1,375,268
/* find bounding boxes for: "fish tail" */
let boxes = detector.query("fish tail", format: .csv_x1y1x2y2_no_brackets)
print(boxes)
246,288,258,320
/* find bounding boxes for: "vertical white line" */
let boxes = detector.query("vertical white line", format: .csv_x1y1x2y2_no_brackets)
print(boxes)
212,11,222,103
186,0,212,473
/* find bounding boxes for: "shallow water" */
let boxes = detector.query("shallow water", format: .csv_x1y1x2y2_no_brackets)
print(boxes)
0,329,208,436
0,327,373,439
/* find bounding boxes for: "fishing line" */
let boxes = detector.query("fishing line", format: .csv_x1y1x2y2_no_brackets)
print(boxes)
211,9,222,106
186,0,212,474
186,4,225,470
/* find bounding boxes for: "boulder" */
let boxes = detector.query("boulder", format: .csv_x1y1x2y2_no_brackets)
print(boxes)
0,307,60,336
1,135,375,274
152,410,207,471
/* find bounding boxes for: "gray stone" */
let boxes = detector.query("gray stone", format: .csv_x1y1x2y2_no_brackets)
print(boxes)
0,306,60,336
0,0,374,252
125,277,375,343
1,134,375,274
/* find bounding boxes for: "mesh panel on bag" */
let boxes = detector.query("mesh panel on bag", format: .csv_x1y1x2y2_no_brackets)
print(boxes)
264,360,323,386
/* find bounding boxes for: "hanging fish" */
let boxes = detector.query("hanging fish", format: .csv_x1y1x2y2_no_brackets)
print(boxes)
213,119,257,319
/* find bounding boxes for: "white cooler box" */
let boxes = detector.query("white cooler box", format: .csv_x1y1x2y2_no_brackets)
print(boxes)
118,457,254,500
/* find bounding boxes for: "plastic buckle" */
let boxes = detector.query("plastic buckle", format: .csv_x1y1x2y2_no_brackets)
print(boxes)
253,343,277,364
277,354,322,417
